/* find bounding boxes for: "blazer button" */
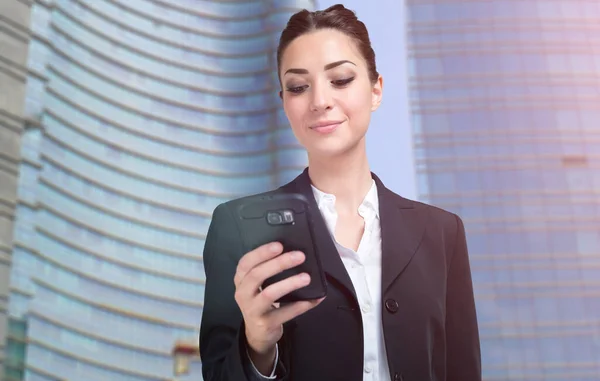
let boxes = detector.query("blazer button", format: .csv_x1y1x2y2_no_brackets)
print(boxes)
385,299,399,313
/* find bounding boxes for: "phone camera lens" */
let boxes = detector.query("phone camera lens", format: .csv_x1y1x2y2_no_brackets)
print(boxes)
267,212,283,225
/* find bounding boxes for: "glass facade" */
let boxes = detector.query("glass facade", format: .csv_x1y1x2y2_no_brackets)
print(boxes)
7,0,315,379
406,1,600,380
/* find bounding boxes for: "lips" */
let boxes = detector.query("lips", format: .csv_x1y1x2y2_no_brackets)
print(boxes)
309,120,344,134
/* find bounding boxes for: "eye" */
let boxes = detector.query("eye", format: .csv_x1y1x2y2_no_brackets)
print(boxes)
285,85,308,94
332,77,355,87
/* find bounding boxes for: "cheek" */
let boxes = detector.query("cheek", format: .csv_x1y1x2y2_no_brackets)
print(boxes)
342,90,373,126
283,99,306,134
283,99,299,122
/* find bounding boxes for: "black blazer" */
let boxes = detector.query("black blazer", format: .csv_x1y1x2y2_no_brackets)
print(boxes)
200,168,481,381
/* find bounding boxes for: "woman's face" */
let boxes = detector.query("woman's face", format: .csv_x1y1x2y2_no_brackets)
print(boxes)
279,28,383,159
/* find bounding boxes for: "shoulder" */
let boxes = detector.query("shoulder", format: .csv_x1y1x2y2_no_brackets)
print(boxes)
210,188,283,226
214,188,280,213
214,172,302,216
384,189,463,236
385,191,467,265
204,189,282,265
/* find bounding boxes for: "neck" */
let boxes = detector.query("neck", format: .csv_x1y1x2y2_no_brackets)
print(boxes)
307,141,373,215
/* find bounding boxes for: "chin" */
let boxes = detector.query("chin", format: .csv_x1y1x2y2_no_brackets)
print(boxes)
306,138,363,159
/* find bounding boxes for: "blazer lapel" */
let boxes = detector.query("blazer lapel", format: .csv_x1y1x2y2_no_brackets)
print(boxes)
372,173,429,294
280,168,358,302
278,169,428,302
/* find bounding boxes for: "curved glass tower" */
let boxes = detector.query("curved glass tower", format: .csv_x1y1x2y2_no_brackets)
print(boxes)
406,1,600,380
6,0,315,379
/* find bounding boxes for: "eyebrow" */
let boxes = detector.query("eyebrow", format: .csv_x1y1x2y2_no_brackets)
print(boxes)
283,60,356,76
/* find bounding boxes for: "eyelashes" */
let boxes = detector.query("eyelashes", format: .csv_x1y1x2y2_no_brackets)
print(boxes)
331,77,355,87
286,85,308,94
285,77,356,94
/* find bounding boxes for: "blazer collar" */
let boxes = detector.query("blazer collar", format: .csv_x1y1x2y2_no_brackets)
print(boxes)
279,168,428,301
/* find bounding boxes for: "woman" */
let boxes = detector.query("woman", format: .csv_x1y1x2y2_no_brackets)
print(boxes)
199,4,481,381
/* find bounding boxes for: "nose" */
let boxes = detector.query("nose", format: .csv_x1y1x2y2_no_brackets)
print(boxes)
309,81,333,112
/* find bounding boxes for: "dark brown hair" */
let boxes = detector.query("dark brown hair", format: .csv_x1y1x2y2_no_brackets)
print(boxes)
276,4,379,85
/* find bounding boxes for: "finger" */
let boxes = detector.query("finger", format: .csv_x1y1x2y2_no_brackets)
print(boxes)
268,297,326,326
238,251,306,304
252,271,310,313
234,242,283,287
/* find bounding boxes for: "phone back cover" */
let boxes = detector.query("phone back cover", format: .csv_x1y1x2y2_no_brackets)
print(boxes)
234,193,327,302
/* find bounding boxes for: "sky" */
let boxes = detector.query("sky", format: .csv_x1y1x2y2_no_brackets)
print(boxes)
315,0,417,200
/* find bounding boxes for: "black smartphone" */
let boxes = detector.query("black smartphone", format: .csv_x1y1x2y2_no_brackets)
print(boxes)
234,192,327,303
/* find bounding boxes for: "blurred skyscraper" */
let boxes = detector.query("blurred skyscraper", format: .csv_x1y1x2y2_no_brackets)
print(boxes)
1,0,314,380
0,0,32,377
406,1,600,380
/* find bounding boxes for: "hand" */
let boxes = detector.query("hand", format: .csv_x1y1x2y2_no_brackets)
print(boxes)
233,242,325,358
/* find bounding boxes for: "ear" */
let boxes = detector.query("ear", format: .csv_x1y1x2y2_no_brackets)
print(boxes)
371,75,383,111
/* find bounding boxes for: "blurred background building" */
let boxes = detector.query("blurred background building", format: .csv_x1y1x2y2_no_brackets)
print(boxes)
0,0,314,380
406,1,600,380
0,0,32,377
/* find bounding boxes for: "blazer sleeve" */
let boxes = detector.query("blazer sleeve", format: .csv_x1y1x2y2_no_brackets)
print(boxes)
200,203,287,380
199,203,253,380
445,214,482,381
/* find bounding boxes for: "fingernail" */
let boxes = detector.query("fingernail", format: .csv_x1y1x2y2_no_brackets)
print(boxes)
291,251,304,261
300,273,310,282
270,243,281,253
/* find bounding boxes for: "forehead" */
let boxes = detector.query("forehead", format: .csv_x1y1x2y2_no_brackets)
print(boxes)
280,29,363,70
